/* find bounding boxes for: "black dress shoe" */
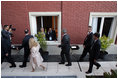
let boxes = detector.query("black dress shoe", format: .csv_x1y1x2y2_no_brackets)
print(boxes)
86,71,92,74
9,65,16,68
65,64,72,66
96,65,101,69
59,62,65,64
19,65,26,68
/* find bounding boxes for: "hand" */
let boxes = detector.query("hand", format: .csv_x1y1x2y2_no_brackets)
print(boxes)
6,53,8,56
9,28,12,33
83,45,85,48
16,47,19,50
94,59,96,62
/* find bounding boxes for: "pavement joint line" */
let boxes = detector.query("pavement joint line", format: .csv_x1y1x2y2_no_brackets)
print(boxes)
78,62,82,72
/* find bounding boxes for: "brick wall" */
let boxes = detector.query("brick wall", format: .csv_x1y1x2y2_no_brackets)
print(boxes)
1,1,117,44
62,1,117,44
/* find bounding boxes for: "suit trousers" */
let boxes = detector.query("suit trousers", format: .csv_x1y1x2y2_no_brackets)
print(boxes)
80,47,90,60
88,58,101,72
22,50,30,66
1,49,15,66
60,50,71,65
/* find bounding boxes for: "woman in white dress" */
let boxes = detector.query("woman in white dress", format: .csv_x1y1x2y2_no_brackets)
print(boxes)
29,37,45,72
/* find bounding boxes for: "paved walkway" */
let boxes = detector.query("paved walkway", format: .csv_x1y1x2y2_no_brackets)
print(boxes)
1,61,117,78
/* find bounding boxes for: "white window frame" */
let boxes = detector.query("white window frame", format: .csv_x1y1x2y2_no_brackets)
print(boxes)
29,12,61,45
89,12,117,44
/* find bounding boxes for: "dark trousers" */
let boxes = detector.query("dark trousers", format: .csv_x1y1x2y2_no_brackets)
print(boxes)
60,50,71,65
88,58,101,72
80,47,90,60
1,50,15,66
22,50,30,66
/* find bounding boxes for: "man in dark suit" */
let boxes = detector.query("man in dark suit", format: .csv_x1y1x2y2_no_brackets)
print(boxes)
79,26,94,61
46,28,57,41
18,29,33,68
58,29,72,66
86,33,101,74
1,25,16,68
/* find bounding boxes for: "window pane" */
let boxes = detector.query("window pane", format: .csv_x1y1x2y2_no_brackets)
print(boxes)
36,16,41,32
102,17,113,37
92,17,98,33
97,17,102,33
43,16,52,32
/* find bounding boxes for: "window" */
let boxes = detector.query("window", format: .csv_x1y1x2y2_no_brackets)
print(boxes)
36,16,58,41
89,12,117,43
29,12,61,45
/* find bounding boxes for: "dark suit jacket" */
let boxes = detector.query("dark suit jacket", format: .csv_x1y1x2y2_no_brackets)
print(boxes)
1,37,7,56
19,35,33,53
59,34,70,53
46,30,57,40
83,32,93,49
1,30,11,55
90,39,101,60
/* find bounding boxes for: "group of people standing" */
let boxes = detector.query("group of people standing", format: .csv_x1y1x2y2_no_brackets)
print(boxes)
1,25,101,73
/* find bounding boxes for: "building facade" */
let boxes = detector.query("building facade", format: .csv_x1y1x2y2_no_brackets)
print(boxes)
1,1,117,45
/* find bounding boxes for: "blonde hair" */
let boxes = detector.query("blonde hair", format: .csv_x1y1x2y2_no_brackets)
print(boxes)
29,38,38,49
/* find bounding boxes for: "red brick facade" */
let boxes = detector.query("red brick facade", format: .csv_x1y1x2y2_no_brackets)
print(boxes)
1,1,117,44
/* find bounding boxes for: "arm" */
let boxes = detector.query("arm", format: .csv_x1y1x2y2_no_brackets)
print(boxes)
53,31,57,40
59,36,69,48
85,34,93,47
31,47,36,58
1,30,9,39
18,38,25,50
94,43,101,59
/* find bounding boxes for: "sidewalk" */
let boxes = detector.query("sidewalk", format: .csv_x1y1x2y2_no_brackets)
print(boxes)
1,61,117,78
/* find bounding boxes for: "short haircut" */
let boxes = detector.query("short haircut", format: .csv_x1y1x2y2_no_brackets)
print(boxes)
88,26,92,28
62,29,67,33
24,29,29,34
94,32,100,38
3,25,9,28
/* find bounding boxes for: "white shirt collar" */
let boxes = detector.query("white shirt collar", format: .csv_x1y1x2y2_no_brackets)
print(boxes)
63,33,67,36
25,33,29,36
88,32,92,34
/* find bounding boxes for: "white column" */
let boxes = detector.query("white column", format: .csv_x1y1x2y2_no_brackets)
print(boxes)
99,17,105,37
1,24,3,31
31,16,37,36
41,16,43,28
109,16,117,40
58,14,61,43
92,17,98,33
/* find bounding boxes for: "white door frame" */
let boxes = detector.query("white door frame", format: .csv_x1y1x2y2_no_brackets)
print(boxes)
29,12,61,45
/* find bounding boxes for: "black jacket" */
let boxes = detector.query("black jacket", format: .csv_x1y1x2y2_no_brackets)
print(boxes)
90,39,101,59
83,32,93,49
19,35,33,52
46,30,57,40
59,34,70,53
1,30,11,54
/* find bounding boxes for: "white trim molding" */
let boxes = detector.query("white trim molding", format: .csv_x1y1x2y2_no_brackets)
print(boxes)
29,12,61,45
89,12,117,26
